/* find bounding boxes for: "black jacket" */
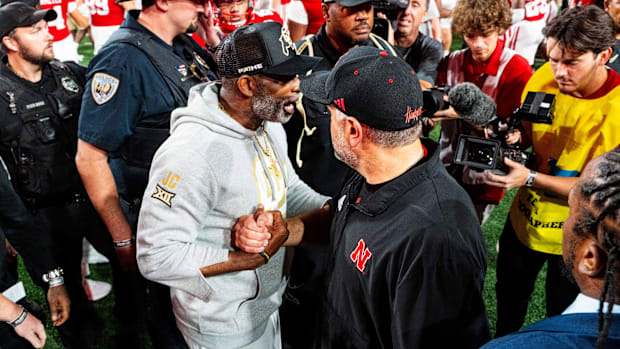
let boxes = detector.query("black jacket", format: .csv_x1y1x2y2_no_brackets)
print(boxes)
396,32,444,86
322,139,490,348
284,24,398,196
0,159,56,292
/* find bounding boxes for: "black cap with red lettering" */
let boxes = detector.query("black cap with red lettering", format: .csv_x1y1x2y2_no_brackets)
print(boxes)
300,46,424,131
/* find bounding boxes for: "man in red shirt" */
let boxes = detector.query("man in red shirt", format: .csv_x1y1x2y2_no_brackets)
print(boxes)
435,0,532,223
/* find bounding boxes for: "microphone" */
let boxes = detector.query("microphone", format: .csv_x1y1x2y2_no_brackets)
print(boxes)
447,82,497,127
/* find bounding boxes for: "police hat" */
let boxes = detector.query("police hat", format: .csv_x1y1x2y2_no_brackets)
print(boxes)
0,2,57,39
0,0,39,8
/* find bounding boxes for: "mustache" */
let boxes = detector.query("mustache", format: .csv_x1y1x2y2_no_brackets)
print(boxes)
353,21,371,31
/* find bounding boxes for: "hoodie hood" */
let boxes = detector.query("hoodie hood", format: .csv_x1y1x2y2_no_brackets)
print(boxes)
170,82,254,140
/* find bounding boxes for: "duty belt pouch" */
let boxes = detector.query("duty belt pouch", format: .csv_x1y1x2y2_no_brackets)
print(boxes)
17,143,75,197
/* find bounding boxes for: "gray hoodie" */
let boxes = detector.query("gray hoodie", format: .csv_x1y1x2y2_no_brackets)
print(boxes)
137,82,327,348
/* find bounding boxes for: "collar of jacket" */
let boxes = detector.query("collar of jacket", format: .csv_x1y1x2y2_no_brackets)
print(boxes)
348,138,441,217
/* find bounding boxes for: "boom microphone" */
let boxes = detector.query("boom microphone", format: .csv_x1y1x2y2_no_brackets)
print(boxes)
448,82,497,127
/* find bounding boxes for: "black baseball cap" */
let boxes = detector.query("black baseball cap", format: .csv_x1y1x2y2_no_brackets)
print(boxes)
216,22,322,78
0,2,57,39
301,46,424,131
1,0,39,8
322,0,372,7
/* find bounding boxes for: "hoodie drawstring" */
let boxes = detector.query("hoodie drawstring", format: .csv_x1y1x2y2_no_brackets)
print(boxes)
295,94,316,169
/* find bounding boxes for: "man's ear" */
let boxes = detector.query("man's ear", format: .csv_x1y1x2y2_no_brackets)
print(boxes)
578,239,606,278
154,0,169,12
344,116,363,148
598,47,613,66
2,35,18,53
322,3,330,21
237,75,256,98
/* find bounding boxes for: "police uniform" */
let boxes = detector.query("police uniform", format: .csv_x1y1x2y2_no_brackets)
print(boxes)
280,23,397,348
0,156,58,348
323,139,490,348
78,10,216,349
0,57,123,348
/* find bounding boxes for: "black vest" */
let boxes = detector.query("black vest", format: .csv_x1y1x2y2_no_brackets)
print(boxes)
0,61,83,203
105,27,217,169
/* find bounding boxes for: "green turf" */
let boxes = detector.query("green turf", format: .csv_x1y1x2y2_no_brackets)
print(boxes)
17,33,550,348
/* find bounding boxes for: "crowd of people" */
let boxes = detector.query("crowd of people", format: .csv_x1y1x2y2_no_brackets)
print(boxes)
0,0,619,348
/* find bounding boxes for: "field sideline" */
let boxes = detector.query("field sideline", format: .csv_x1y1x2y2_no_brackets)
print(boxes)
15,35,550,348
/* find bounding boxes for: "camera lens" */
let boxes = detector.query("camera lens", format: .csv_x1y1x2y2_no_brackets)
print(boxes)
470,147,494,166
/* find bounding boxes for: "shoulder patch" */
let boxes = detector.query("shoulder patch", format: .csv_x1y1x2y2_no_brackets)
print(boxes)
151,184,176,207
91,73,119,105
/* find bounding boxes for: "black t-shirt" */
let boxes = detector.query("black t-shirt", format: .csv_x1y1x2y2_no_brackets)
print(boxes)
396,32,444,85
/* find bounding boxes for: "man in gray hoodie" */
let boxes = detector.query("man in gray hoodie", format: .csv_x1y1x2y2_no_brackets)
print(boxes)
136,22,327,349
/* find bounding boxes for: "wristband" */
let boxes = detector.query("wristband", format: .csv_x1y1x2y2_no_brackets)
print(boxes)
48,276,64,288
42,268,64,283
7,306,28,328
113,238,135,248
525,170,537,187
259,251,270,264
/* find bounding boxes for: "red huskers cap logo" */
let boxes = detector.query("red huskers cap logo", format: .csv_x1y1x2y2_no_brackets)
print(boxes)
404,105,422,124
334,98,346,112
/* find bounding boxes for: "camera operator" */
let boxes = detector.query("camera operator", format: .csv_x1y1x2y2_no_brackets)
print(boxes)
485,5,620,337
394,0,443,89
434,0,532,223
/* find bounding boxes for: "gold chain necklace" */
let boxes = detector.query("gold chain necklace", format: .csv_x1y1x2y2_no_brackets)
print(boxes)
218,101,282,178
253,126,281,178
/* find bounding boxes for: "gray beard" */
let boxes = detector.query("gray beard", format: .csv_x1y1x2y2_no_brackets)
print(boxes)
251,85,292,124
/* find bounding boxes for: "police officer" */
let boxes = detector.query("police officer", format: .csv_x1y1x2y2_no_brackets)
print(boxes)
0,155,70,349
281,0,397,346
0,2,125,348
75,0,218,347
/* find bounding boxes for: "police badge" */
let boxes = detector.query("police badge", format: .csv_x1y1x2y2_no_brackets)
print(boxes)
61,77,80,93
91,73,119,105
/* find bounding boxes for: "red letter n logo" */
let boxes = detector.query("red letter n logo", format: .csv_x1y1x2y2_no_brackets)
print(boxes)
350,239,372,273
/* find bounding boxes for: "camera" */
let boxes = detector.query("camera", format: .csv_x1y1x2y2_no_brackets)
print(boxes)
453,91,555,174
454,136,532,175
372,0,409,39
372,0,408,18
422,85,450,118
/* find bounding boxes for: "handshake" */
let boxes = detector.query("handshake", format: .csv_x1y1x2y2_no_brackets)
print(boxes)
232,204,290,262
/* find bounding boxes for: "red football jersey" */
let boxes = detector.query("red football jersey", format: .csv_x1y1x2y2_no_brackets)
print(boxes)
40,0,71,42
86,0,125,27
192,9,283,48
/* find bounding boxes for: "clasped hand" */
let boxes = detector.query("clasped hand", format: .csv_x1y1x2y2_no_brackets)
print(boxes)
232,204,289,255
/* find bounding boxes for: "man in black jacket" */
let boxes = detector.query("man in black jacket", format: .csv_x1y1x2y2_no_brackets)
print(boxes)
235,46,490,348
281,1,397,345
0,157,70,349
0,3,126,347
394,0,443,89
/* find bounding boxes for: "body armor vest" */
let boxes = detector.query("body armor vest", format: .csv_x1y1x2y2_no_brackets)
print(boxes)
105,28,216,169
0,61,83,202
